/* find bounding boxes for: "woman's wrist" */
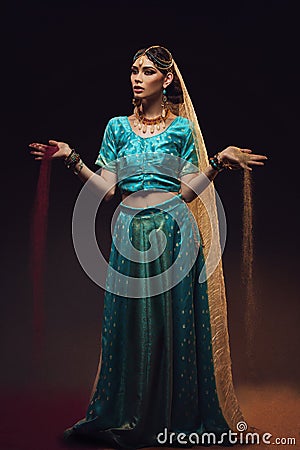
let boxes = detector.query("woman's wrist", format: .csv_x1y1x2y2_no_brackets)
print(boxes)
217,151,226,163
64,148,73,160
209,152,226,172
64,148,84,175
73,159,84,175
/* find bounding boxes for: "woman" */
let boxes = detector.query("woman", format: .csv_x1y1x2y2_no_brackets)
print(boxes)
30,46,267,448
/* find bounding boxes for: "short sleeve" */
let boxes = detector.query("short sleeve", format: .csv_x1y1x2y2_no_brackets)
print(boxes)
179,127,199,177
95,119,118,173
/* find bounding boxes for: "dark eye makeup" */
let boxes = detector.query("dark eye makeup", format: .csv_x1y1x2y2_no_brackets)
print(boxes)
130,67,156,75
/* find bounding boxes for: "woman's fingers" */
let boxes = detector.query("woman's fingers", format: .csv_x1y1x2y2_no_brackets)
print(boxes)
30,148,45,155
29,142,48,161
29,143,47,151
249,154,268,160
29,141,59,150
29,141,60,161
248,161,265,166
30,150,43,155
240,148,252,153
29,150,44,160
242,163,252,171
247,155,267,166
225,146,268,171
244,153,268,169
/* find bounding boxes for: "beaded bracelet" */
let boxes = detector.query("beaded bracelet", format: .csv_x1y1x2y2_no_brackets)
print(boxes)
64,149,81,169
209,153,226,172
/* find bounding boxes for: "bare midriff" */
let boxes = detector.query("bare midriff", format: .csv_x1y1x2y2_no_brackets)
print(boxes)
121,190,180,208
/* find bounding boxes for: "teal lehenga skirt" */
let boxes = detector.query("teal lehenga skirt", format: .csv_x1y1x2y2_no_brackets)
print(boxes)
63,193,231,448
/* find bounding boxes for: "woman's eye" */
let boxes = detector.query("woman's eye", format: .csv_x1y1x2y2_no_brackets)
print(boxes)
145,71,155,75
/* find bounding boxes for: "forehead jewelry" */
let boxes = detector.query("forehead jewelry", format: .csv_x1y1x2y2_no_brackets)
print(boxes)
133,45,173,70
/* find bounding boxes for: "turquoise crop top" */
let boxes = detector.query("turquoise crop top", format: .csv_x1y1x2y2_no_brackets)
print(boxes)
94,116,199,194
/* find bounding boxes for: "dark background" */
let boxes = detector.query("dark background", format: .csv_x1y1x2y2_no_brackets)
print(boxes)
1,0,299,446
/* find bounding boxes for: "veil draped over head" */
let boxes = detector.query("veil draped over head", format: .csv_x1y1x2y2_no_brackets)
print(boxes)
134,46,244,430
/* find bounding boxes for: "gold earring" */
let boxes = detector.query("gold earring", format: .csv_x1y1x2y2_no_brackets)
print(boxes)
161,89,168,119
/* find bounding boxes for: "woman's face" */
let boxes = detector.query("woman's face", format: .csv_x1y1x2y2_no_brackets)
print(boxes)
130,55,172,101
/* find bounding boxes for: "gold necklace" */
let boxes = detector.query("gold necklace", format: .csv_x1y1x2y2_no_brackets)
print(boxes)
133,107,169,134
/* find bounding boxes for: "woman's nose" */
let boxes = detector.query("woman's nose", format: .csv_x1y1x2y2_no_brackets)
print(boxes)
135,73,143,83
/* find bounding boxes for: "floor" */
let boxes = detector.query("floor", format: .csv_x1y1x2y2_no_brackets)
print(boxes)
0,383,299,450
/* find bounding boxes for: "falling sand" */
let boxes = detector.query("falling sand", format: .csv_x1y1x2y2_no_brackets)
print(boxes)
30,145,58,359
242,170,256,377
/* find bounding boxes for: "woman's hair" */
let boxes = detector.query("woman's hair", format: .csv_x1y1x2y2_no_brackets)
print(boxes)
132,46,183,111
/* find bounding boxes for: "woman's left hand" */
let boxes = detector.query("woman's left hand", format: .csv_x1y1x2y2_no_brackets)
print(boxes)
219,146,268,171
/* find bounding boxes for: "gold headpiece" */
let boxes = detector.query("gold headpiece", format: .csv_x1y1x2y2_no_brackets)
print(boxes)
133,45,174,71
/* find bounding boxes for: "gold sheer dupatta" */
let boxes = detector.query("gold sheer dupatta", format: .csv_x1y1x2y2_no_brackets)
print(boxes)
173,61,245,430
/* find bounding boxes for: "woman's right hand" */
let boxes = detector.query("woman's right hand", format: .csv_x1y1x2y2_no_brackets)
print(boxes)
29,139,72,160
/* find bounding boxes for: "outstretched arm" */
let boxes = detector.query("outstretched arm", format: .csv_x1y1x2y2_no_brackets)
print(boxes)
29,140,117,200
180,146,267,203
